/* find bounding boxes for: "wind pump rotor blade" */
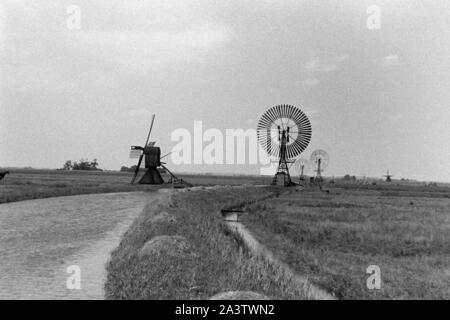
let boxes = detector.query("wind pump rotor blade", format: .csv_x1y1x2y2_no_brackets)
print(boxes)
257,104,312,159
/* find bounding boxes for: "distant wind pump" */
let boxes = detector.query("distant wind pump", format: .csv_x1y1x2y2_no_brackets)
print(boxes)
294,158,308,181
310,149,329,182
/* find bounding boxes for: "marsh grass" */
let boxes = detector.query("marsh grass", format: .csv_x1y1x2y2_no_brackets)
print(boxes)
243,184,450,299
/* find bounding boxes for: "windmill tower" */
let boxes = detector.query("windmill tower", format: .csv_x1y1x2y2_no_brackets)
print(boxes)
257,104,312,186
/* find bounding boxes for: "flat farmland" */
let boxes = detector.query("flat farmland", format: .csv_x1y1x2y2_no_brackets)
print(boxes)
0,169,270,204
243,183,450,299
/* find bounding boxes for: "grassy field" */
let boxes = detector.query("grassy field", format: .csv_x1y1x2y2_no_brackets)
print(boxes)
105,186,325,300
0,169,156,204
243,182,450,299
0,169,270,204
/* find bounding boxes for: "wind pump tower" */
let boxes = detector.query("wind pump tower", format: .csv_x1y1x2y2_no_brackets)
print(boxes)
257,104,312,186
310,149,329,182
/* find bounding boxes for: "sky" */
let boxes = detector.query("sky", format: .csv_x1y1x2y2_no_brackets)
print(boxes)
1,0,449,182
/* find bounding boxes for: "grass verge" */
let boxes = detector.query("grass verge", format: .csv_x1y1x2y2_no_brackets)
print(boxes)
104,186,321,299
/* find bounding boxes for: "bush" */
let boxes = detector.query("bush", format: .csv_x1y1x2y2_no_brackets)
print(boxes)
120,165,137,172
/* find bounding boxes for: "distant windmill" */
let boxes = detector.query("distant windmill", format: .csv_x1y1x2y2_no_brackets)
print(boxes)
384,170,393,182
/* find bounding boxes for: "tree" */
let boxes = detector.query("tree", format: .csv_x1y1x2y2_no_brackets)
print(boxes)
64,158,102,171
90,159,99,170
62,160,73,170
72,159,89,170
120,165,138,172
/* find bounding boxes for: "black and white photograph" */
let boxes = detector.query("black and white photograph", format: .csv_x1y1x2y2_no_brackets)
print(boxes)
0,0,449,310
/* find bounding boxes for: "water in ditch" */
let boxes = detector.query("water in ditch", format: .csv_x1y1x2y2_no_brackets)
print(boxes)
0,191,158,299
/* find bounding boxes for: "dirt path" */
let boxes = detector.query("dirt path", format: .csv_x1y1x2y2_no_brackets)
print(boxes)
0,191,170,299
225,220,336,300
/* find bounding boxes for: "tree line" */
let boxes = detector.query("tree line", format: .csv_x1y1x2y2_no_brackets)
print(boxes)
61,159,102,171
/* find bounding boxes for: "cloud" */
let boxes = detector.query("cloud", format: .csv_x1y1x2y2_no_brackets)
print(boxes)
299,78,319,87
0,4,5,41
64,24,230,73
379,54,402,67
0,63,76,92
304,54,349,73
389,113,403,121
2,0,231,94
305,108,321,117
304,57,337,72
244,118,257,125
123,108,154,118
0,61,118,93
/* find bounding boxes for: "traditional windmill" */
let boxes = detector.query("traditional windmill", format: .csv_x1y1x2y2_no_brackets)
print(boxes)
383,170,393,182
257,104,312,186
129,114,183,185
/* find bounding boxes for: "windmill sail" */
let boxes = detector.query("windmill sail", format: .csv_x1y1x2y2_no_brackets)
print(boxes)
129,149,142,159
131,114,155,184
